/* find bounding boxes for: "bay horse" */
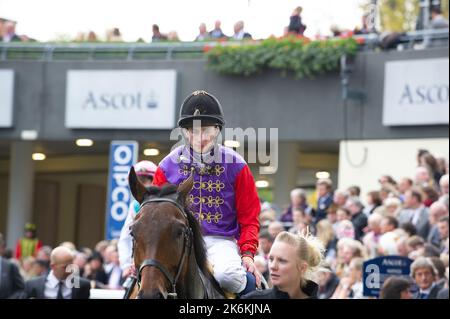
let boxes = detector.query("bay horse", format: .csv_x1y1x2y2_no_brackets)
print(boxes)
126,167,225,299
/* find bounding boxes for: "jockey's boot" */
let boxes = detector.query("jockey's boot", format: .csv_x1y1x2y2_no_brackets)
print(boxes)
238,272,257,297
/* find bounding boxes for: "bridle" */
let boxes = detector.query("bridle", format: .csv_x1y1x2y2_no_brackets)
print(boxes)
133,197,193,299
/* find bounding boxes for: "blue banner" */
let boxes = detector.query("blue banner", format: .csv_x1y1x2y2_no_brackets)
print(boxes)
363,255,414,297
105,141,138,240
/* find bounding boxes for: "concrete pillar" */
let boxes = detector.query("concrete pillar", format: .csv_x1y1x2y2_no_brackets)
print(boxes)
6,141,35,249
272,142,299,210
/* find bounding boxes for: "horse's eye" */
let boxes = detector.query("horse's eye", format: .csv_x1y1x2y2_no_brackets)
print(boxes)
176,228,184,237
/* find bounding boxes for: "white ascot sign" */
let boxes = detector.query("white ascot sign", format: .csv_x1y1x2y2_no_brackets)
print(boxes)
65,70,177,129
383,58,449,126
0,70,14,127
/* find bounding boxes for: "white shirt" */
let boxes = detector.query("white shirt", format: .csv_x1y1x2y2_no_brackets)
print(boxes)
118,201,138,270
44,271,72,299
233,30,245,40
419,283,436,297
108,265,122,289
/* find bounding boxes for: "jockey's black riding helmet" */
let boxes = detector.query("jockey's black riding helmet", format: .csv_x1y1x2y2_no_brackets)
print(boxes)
178,90,225,129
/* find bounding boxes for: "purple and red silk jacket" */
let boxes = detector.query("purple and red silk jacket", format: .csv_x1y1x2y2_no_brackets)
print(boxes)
153,145,260,256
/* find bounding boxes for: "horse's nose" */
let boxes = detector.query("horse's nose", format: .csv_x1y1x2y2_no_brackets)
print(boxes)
137,290,165,299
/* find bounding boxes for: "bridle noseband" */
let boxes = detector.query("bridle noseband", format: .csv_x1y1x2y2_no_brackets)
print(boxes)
134,197,193,299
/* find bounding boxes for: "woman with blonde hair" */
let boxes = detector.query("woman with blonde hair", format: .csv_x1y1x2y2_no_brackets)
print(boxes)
242,230,324,299
335,238,367,278
316,219,338,263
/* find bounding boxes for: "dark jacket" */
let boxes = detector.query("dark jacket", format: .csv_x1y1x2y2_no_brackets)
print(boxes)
413,284,442,299
22,275,90,299
241,280,318,299
427,225,441,247
437,287,448,299
315,193,333,223
318,273,340,299
351,211,368,241
0,257,25,298
288,16,306,35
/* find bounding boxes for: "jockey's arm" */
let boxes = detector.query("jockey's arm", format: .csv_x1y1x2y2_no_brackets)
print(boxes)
235,165,261,258
118,201,137,271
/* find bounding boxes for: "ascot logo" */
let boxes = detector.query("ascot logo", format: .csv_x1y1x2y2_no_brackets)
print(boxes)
399,84,449,105
83,91,158,110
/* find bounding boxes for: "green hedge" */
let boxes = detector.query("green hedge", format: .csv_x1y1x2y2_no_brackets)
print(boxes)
206,36,359,79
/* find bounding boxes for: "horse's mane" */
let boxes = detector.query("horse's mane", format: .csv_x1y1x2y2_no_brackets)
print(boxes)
144,184,225,296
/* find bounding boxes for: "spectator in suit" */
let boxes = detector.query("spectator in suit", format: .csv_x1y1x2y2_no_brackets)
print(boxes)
1,20,21,42
0,233,25,298
195,23,210,41
232,21,252,40
411,257,441,299
346,196,367,241
22,246,90,299
280,188,310,223
438,174,449,209
398,177,414,201
315,178,334,223
437,216,449,254
398,189,430,239
427,202,448,247
209,20,227,39
151,24,167,42
437,267,448,299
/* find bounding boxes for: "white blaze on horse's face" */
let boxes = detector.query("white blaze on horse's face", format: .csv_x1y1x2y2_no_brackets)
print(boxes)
183,126,219,154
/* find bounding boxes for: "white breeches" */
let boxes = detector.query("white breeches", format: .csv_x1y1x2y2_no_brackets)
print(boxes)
204,236,247,293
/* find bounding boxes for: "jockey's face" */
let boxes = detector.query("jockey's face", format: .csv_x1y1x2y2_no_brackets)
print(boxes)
183,124,219,154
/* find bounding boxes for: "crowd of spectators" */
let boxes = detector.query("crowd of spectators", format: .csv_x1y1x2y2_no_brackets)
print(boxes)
2,5,446,46
1,148,448,299
255,148,449,299
0,231,124,298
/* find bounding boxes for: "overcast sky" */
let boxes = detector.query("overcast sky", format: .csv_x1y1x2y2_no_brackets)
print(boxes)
0,0,365,41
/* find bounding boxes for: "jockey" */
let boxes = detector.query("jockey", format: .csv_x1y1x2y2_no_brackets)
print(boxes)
152,90,261,295
15,222,42,260
118,160,157,277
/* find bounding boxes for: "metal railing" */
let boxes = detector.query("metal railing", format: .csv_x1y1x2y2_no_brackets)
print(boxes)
0,41,216,61
0,29,447,61
353,28,449,50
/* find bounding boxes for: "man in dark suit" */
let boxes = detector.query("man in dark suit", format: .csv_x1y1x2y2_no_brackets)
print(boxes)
411,257,441,299
1,20,21,42
398,189,430,240
0,233,25,298
22,246,90,299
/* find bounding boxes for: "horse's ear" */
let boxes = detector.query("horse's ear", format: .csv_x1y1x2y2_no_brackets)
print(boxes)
177,174,194,206
128,166,147,204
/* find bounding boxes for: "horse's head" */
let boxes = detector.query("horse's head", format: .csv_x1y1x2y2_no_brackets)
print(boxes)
128,167,195,299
